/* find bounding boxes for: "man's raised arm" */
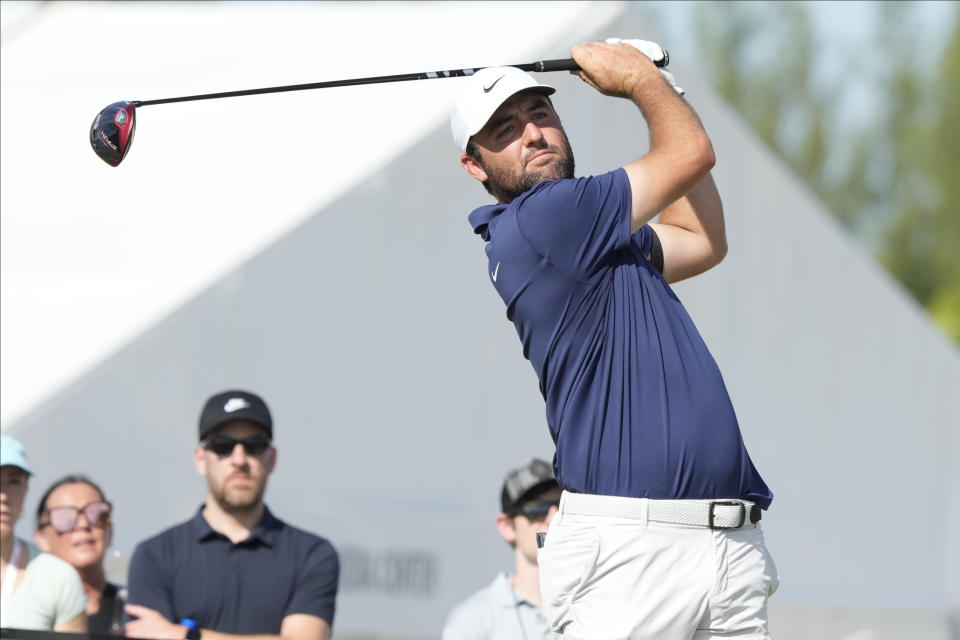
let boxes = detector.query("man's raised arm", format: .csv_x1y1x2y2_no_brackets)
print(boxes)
650,173,727,283
570,40,716,235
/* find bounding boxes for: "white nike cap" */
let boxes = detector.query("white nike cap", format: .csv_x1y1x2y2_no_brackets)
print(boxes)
450,66,555,153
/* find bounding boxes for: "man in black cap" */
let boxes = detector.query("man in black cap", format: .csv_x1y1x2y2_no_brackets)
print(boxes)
442,458,562,640
125,390,339,640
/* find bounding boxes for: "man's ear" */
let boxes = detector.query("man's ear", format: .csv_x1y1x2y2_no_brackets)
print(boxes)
193,445,207,477
495,513,517,545
461,153,489,183
265,447,277,475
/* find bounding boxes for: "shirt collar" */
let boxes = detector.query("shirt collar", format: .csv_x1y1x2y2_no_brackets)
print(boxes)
249,505,282,547
468,204,508,241
490,572,536,609
467,179,557,241
190,504,281,547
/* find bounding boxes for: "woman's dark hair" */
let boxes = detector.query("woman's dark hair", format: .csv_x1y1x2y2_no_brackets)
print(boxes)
35,474,107,526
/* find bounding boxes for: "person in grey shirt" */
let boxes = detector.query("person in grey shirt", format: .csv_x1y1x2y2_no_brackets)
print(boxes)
442,459,562,640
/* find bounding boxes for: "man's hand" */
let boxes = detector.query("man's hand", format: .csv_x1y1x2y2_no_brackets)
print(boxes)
571,38,680,99
570,40,664,99
603,37,667,65
124,604,191,640
605,38,684,95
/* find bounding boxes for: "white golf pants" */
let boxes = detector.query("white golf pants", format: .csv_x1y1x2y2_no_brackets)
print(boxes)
537,491,779,640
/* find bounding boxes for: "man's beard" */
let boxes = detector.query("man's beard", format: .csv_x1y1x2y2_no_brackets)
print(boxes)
483,134,575,202
211,474,267,514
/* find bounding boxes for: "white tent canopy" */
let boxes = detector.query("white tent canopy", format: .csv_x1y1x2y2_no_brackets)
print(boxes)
0,1,621,427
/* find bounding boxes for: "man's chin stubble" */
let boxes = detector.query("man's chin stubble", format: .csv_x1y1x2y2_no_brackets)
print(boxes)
484,147,575,202
518,160,574,192
217,486,265,512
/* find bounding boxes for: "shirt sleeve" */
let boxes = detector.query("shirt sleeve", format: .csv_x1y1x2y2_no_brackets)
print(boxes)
636,225,663,273
37,554,87,626
516,168,632,280
126,540,176,621
285,539,339,626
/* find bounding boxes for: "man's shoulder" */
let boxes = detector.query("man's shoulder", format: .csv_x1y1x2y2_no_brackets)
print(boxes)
519,168,627,205
266,513,339,559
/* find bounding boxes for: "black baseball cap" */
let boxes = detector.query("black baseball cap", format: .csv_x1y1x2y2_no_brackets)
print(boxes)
500,458,559,514
198,390,273,441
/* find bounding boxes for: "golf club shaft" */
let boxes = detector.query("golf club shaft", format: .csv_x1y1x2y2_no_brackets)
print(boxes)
133,57,662,108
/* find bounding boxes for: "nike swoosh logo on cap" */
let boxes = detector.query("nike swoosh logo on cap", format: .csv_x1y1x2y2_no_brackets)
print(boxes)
224,398,251,412
483,75,506,93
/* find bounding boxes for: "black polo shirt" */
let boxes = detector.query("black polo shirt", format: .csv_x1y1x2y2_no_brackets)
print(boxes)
127,506,339,634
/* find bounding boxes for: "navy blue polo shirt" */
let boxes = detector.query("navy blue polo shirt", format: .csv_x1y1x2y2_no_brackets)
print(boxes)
469,168,772,508
127,506,339,633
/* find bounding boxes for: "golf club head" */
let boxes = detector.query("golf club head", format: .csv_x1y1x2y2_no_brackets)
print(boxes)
90,101,136,166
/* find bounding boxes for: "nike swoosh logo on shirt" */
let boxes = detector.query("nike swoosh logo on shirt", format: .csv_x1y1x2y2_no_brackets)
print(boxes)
483,76,505,93
491,261,500,282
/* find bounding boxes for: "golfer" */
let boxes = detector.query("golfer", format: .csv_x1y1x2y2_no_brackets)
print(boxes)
451,39,778,639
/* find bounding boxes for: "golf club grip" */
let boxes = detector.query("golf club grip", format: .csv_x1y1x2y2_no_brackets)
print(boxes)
529,55,668,73
533,59,582,73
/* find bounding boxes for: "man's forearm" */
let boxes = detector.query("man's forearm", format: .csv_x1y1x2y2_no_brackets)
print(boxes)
658,173,726,249
194,630,279,640
618,63,715,232
194,629,329,640
650,173,727,283
632,80,715,211
571,39,717,236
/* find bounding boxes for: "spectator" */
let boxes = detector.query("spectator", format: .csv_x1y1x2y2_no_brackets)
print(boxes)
443,458,562,640
35,474,125,634
0,433,87,632
125,390,339,640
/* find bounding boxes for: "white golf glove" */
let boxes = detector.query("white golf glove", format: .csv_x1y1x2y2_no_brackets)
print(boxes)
605,37,685,95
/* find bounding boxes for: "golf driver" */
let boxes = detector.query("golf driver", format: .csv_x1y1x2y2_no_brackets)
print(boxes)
89,54,668,167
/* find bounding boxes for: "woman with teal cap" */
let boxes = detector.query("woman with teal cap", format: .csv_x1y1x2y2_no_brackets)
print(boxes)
1,433,87,631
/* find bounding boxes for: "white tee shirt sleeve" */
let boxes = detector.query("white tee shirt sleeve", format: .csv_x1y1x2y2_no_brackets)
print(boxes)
8,547,87,629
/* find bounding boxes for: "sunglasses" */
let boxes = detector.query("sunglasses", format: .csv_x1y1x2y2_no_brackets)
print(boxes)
203,435,271,457
40,501,112,534
514,498,560,522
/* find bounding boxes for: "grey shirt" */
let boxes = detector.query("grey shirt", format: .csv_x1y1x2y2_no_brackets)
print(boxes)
442,573,560,640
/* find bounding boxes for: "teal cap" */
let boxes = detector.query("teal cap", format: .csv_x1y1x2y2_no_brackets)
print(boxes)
0,433,32,475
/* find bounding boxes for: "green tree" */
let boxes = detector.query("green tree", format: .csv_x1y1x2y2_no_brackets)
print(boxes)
667,2,960,343
879,10,960,341
690,2,869,231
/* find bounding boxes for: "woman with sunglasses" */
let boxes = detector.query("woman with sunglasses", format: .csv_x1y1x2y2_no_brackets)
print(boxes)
0,434,87,632
35,474,125,635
